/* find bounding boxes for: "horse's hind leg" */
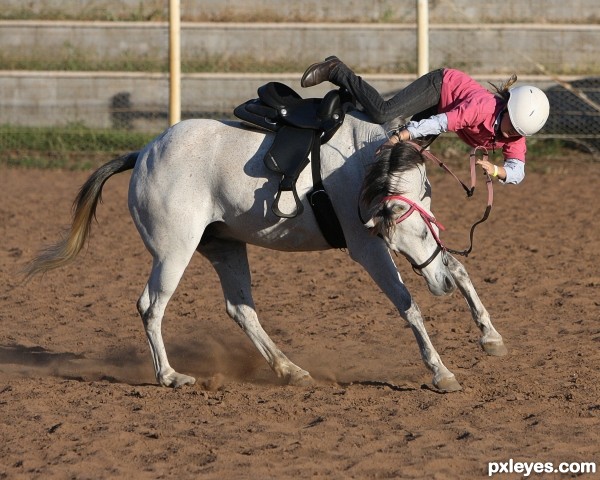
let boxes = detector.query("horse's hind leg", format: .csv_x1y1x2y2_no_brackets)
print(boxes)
138,251,197,388
198,239,313,386
446,255,508,356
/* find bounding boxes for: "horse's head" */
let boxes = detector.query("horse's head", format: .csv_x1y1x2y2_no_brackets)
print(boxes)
361,142,456,296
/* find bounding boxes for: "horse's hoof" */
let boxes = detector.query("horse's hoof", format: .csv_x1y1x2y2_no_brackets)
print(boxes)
160,371,196,388
481,341,508,357
287,370,315,387
433,375,462,392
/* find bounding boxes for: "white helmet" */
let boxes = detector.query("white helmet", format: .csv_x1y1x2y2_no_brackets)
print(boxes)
507,86,550,136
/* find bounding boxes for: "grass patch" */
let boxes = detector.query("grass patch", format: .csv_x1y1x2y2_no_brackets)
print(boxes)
0,7,390,23
3,47,598,76
1,6,598,24
433,136,591,158
0,50,167,72
0,124,157,170
0,6,166,22
0,50,315,74
429,136,596,176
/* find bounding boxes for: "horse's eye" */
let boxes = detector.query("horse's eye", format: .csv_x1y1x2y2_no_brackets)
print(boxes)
390,204,405,215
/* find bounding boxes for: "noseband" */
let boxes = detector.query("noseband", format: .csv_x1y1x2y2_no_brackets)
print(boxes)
381,194,448,274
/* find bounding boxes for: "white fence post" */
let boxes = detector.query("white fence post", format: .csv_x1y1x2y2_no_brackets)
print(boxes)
169,0,181,126
417,0,429,77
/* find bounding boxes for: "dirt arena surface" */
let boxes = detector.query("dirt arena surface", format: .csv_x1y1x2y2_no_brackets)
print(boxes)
1,152,599,479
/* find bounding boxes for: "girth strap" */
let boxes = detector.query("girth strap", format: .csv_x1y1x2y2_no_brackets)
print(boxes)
308,134,347,249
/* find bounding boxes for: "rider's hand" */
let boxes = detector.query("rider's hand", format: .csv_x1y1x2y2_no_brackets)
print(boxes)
476,159,504,180
376,128,408,155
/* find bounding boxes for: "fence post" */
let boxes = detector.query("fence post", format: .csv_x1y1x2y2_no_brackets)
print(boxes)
169,0,181,126
417,0,429,77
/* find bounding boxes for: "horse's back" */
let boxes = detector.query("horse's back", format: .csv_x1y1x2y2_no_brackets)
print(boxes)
131,118,269,200
136,118,267,174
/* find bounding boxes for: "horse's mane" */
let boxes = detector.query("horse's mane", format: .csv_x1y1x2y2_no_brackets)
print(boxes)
361,142,425,208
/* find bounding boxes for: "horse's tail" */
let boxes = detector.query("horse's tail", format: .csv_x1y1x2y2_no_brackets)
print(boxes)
24,151,139,280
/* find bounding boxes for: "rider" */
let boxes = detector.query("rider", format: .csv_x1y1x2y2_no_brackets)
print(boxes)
300,56,550,185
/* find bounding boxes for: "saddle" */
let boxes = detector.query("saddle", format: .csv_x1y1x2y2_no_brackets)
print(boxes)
234,82,353,248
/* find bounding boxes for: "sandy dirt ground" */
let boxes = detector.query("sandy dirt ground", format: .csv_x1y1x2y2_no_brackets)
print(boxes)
1,151,599,479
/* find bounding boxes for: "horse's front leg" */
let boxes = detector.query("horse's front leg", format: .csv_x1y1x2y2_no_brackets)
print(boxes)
404,301,462,391
199,239,313,386
446,254,508,356
351,244,462,392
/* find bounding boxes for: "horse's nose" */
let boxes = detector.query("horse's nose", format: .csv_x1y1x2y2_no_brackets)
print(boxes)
444,274,456,293
427,273,456,297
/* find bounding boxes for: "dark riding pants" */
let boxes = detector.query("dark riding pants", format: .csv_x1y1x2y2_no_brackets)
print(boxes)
330,65,445,125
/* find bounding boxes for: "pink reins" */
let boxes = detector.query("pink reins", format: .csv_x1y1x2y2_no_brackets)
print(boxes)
376,142,494,263
406,142,494,258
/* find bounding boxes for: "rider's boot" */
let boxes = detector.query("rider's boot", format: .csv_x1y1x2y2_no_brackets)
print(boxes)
301,56,341,88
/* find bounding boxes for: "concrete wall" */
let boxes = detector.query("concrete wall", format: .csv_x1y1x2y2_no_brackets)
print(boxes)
2,21,599,75
2,0,599,23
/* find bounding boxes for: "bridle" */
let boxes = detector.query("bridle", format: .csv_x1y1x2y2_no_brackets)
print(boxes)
381,194,448,274
364,142,495,274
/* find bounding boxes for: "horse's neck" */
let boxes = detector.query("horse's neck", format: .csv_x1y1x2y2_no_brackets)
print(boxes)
344,112,386,144
324,113,386,166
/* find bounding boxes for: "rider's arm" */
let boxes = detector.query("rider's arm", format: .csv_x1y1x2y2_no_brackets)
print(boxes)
384,113,448,146
405,114,448,139
501,159,525,184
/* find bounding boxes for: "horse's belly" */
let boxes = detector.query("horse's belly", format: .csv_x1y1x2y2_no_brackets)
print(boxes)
207,217,332,252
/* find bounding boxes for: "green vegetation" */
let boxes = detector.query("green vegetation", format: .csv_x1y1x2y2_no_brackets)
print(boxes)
0,50,316,74
432,136,570,158
3,47,598,76
0,6,165,22
0,124,157,170
0,9,370,23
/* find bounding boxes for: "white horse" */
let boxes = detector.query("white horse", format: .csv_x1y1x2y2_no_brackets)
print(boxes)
26,112,507,392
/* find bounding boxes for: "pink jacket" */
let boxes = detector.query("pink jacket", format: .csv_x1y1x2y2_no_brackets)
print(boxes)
439,69,527,162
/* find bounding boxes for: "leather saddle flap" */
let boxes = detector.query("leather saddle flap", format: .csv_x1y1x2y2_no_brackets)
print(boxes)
264,125,313,186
